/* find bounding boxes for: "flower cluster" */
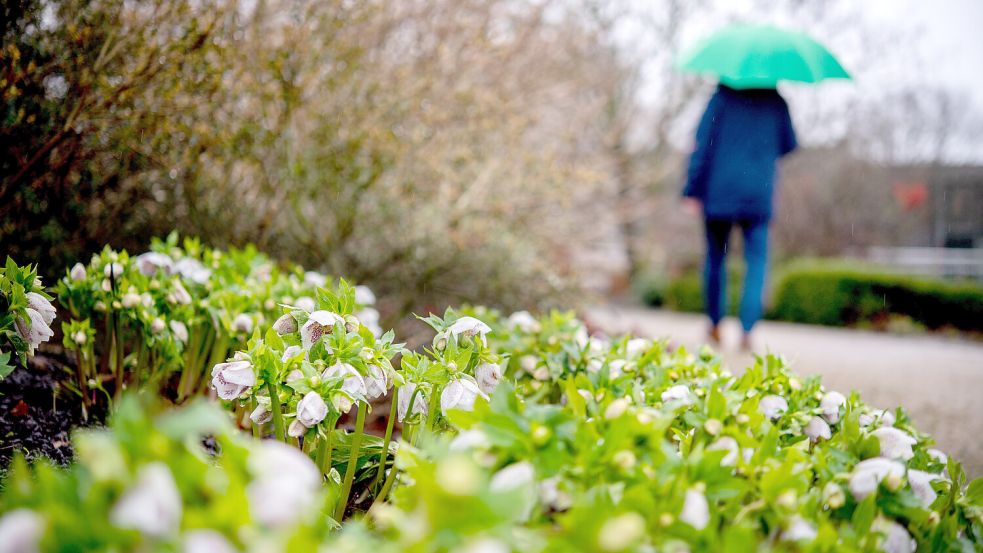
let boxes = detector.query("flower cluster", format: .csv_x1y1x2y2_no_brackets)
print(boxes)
0,257,57,379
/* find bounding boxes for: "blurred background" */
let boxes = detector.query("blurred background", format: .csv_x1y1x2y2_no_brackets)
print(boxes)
2,0,982,320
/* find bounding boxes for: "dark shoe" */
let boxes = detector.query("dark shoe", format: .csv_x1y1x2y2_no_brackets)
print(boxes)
740,332,753,352
708,324,722,345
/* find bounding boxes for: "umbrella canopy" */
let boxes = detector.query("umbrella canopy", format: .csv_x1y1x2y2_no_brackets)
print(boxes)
677,24,851,89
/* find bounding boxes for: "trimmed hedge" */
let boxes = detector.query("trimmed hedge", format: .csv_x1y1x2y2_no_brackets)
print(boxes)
769,261,983,332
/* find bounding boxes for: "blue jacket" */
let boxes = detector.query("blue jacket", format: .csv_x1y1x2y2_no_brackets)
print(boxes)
683,85,797,221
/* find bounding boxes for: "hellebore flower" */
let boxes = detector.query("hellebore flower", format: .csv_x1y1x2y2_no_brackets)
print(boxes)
273,314,297,335
304,271,327,287
448,316,491,342
246,440,321,529
441,377,486,415
907,469,940,507
70,262,87,281
135,252,173,276
0,508,44,553
355,285,376,306
708,436,740,466
507,310,540,332
661,384,692,404
151,318,166,334
322,362,367,398
233,314,253,334
490,461,535,492
121,292,141,309
210,360,255,400
301,310,344,349
26,292,56,326
680,488,710,530
758,395,789,420
781,515,818,542
598,512,646,552
872,427,917,460
15,308,54,355
296,392,328,427
475,363,502,395
169,321,189,344
182,530,237,553
173,257,211,284
820,391,846,424
927,448,947,465
860,409,896,428
250,403,272,425
397,383,428,422
364,365,389,400
169,281,193,305
849,457,906,500
109,462,182,537
626,338,649,358
804,416,832,442
874,518,916,553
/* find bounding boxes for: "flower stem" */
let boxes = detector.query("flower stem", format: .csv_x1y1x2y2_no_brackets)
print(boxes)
335,402,366,521
266,381,286,442
250,397,260,438
371,392,398,492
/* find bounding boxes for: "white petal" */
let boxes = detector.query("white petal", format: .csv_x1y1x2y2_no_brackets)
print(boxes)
110,463,182,537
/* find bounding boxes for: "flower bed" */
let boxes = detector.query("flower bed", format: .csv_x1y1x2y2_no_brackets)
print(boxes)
1,243,982,552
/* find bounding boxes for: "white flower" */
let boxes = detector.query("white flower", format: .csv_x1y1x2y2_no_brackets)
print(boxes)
680,488,710,530
15,308,54,355
110,462,182,537
604,398,629,420
281,345,303,363
823,481,846,508
872,427,917,460
273,314,298,335
874,518,916,553
461,538,510,553
70,262,87,281
532,366,550,381
782,515,817,542
489,461,535,492
174,258,211,284
0,509,44,553
397,383,428,422
661,384,691,404
475,363,502,395
860,409,897,428
450,429,491,451
295,296,316,312
170,281,193,305
355,285,376,306
233,314,253,334
121,292,141,309
322,362,367,398
103,262,124,278
169,321,189,343
151,318,166,334
304,271,327,287
358,307,383,337
626,338,649,358
448,316,491,341
441,377,486,415
301,310,344,349
246,440,321,529
927,448,947,465
804,416,832,442
907,469,939,507
820,391,846,424
135,252,173,276
364,365,389,400
182,530,237,553
607,359,626,379
210,360,255,400
295,391,328,429
849,458,906,500
598,512,646,552
25,292,56,326
286,369,305,383
758,395,788,420
539,476,573,511
707,436,739,466
250,403,272,425
507,311,539,332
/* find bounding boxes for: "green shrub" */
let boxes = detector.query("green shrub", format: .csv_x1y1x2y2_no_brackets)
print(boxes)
769,261,983,332
646,269,742,316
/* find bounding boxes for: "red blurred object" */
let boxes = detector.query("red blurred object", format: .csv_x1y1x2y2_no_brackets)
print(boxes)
10,400,29,417
892,181,928,211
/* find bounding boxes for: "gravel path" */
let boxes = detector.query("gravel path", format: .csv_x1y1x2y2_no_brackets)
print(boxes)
586,304,983,477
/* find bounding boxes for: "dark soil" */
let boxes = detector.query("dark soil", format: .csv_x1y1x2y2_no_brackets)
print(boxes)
0,350,104,471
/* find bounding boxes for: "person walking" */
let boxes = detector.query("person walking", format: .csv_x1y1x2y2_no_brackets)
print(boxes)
682,83,797,348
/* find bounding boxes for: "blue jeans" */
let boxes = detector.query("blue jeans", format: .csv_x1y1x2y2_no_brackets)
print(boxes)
703,218,769,332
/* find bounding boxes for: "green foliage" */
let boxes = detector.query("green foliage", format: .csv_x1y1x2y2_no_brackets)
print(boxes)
769,260,983,331
640,268,743,315
0,257,55,376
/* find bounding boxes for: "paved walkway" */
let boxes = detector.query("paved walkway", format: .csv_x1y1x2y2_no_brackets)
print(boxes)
586,304,983,477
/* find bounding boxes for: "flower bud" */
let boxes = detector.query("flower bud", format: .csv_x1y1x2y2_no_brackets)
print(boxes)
598,512,645,552
233,314,253,334
613,450,636,470
296,391,328,428
273,314,297,335
344,314,359,333
823,481,845,508
73,331,87,345
121,293,141,309
151,318,166,334
704,418,722,436
331,392,354,414
250,404,272,425
680,488,709,530
169,321,189,344
604,398,629,420
101,279,112,292
804,416,832,442
109,463,181,537
103,262,124,279
70,263,87,281
532,367,550,381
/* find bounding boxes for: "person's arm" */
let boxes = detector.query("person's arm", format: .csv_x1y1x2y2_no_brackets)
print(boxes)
778,98,797,157
683,93,721,200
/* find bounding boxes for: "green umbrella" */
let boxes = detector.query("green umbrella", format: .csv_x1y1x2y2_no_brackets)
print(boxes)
677,24,851,89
